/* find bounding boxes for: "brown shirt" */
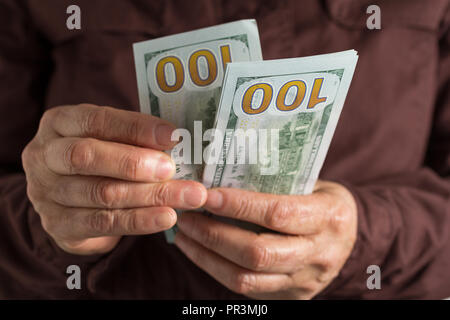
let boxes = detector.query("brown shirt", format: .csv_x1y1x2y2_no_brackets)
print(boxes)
0,0,449,299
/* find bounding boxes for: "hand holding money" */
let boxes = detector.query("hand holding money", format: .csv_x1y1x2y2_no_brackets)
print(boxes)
174,180,357,299
133,20,359,298
21,104,206,255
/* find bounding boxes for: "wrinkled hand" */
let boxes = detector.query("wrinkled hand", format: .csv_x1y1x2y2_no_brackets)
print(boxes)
22,104,207,255
175,180,357,299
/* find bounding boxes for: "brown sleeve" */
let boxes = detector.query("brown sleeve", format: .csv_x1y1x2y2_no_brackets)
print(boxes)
320,9,450,299
0,0,102,298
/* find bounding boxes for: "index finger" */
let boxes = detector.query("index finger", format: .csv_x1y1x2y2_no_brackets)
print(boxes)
44,104,177,150
203,188,331,235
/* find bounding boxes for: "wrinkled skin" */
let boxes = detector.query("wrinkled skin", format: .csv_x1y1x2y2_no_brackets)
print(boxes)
22,104,207,255
175,181,357,299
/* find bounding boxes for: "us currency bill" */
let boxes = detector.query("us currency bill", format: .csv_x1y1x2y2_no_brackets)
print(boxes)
133,20,263,242
203,50,358,196
134,19,262,181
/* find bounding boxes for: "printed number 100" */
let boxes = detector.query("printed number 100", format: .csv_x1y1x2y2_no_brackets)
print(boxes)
155,45,232,93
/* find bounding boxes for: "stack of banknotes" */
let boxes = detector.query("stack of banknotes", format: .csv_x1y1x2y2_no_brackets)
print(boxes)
133,19,358,242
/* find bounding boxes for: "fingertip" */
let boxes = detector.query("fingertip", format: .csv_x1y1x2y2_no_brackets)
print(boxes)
181,183,207,208
155,155,176,181
154,207,177,230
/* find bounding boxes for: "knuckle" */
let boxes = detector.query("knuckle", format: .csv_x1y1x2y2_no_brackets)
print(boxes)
21,144,32,169
26,182,41,204
87,210,116,234
315,251,337,275
31,203,49,222
248,240,273,271
328,206,350,234
232,272,256,295
116,209,138,233
21,146,33,172
41,107,59,127
148,183,171,205
118,153,141,180
201,225,221,249
82,106,107,137
297,281,319,296
265,201,289,229
66,139,95,173
126,118,141,145
317,270,339,285
93,181,126,208
24,173,48,209
320,258,334,274
233,197,253,220
313,255,340,285
40,216,52,234
22,141,42,171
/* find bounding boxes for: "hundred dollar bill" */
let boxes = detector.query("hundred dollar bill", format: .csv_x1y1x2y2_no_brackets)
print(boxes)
133,19,262,181
133,20,263,242
203,50,358,231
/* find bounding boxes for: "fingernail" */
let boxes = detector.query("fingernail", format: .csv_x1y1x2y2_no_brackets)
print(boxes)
155,124,176,146
155,211,176,228
181,187,206,208
205,190,223,209
155,158,175,180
